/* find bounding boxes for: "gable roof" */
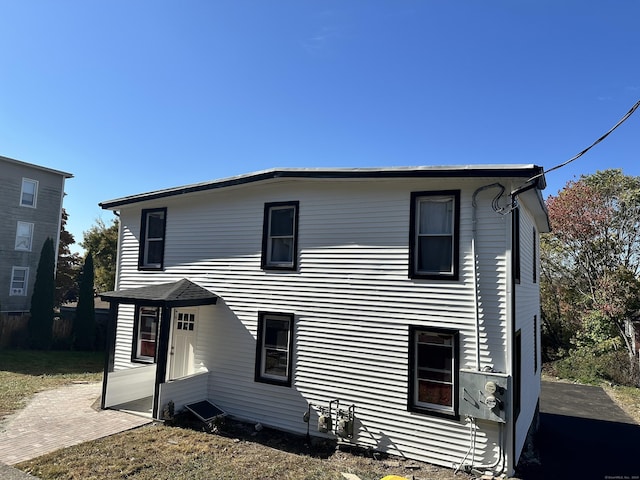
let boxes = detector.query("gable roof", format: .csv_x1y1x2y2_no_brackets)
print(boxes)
100,279,218,307
0,154,73,178
99,164,546,209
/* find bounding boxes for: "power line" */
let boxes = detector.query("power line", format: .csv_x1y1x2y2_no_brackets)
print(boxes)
527,99,640,185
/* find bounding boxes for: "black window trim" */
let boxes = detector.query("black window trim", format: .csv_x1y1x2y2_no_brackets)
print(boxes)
261,201,300,271
407,325,460,420
513,207,521,284
254,311,295,387
131,305,160,364
138,207,167,271
408,190,461,281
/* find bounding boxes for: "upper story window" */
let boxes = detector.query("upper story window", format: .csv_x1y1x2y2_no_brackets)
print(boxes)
20,178,38,207
409,191,460,280
408,327,459,418
513,207,521,284
10,267,29,296
138,208,167,270
261,201,299,270
15,222,34,251
255,312,295,386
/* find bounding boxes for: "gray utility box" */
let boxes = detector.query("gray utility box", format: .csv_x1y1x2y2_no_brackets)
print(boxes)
459,370,510,423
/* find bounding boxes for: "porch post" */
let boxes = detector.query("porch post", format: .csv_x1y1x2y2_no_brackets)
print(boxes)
152,305,172,419
101,301,119,410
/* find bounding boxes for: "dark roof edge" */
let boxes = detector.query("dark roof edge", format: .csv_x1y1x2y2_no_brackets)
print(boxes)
100,165,545,209
0,155,74,178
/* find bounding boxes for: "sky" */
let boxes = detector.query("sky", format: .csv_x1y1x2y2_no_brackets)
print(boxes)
1,1,639,254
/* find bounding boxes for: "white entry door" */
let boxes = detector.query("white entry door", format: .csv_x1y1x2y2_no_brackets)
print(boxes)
169,308,197,380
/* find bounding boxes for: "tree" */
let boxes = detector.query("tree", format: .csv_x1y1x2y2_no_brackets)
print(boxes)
80,218,119,293
542,169,640,364
73,252,96,350
55,208,82,306
29,237,56,349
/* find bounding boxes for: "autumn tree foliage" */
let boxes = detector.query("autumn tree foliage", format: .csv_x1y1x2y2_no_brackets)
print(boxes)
542,169,640,376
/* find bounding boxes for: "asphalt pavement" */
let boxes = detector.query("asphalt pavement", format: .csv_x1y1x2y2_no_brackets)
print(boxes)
520,381,640,480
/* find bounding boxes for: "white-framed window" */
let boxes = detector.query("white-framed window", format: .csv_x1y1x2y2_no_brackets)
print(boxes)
408,327,458,417
15,221,34,251
261,202,299,270
255,312,294,386
138,208,167,270
133,306,159,362
409,191,460,280
10,267,29,296
20,178,38,207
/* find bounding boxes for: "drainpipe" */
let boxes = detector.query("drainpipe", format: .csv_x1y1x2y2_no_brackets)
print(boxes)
471,183,505,371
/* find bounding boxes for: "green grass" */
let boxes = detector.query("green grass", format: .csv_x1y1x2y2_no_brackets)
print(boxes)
0,349,104,420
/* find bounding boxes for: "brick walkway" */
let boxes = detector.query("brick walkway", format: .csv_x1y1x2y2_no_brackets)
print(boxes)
0,382,151,465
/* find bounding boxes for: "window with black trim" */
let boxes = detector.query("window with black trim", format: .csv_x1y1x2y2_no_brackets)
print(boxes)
513,207,521,284
20,178,38,207
132,306,159,363
532,227,537,284
261,202,299,270
408,326,459,417
138,208,167,270
255,312,294,386
409,191,460,280
514,329,522,420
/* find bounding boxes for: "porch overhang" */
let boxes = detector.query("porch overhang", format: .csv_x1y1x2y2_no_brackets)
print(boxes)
100,278,218,308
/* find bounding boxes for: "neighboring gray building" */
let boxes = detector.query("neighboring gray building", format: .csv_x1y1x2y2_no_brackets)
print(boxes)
0,155,72,314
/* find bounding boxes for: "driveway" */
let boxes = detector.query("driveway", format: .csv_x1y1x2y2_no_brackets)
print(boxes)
520,381,640,479
0,382,150,466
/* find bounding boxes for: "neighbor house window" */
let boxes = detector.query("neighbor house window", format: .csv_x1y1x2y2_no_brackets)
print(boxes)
408,327,459,417
261,202,299,270
20,178,38,207
255,312,294,386
9,267,29,296
15,222,34,251
409,191,460,280
138,208,167,270
133,306,159,362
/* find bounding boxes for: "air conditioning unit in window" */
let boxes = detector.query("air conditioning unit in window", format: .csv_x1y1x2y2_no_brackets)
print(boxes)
11,288,24,295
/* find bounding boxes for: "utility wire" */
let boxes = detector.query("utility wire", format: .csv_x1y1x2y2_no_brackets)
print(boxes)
527,99,640,185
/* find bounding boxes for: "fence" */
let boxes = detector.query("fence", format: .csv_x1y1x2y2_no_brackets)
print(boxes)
0,307,109,349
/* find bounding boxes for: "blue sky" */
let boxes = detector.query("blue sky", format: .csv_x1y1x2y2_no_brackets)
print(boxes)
1,1,639,253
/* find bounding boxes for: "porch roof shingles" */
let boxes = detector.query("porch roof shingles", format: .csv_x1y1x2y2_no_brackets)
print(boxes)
100,279,218,307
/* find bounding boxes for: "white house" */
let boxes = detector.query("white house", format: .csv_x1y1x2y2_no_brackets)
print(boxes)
99,165,549,476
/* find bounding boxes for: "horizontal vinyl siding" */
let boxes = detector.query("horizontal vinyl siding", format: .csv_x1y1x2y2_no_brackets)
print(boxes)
112,177,513,469
514,205,542,462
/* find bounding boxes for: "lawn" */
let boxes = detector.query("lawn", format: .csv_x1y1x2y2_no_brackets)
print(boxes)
17,419,467,480
0,349,104,421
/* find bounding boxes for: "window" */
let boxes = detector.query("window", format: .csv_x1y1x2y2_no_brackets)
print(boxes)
10,267,29,296
261,202,299,270
514,329,522,420
20,178,38,207
15,222,34,251
138,208,167,270
409,191,460,280
255,312,294,386
532,227,537,284
533,315,538,373
408,327,459,417
133,306,159,362
513,207,521,284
